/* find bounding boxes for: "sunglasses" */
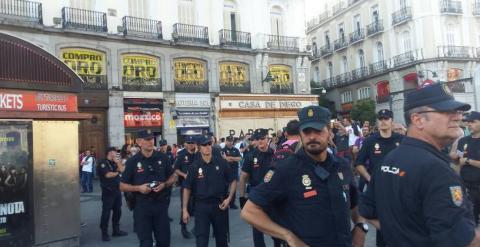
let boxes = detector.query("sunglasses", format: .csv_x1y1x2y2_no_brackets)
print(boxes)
200,142,212,147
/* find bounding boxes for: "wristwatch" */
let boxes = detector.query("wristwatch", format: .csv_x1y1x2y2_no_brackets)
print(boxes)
354,222,369,233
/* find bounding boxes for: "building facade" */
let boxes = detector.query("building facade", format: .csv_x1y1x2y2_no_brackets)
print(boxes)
0,0,313,151
307,0,480,121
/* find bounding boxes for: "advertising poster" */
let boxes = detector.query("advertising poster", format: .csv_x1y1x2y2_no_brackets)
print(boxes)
269,65,293,94
173,58,208,92
121,54,162,91
219,62,250,93
61,48,108,89
0,121,33,247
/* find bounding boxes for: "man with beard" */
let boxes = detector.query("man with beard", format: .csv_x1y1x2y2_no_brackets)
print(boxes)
241,106,366,247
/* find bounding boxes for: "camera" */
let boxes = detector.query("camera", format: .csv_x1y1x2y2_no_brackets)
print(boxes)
149,181,158,189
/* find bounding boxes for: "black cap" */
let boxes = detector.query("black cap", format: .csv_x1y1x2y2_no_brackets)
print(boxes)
465,111,480,122
226,136,234,141
377,109,393,119
184,135,196,144
196,135,211,145
253,128,269,140
137,129,154,139
159,139,167,146
297,106,331,131
404,83,471,112
105,147,117,155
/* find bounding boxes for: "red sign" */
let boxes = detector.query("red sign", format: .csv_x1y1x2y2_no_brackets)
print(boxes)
124,111,162,128
0,90,77,113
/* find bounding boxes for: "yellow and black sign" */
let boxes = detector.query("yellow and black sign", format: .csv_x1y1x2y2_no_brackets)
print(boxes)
219,62,250,93
174,58,208,92
61,48,107,87
269,65,293,94
121,54,161,90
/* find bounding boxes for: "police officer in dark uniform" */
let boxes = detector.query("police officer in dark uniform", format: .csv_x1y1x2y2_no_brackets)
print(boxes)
455,111,480,225
222,136,241,209
98,147,128,241
182,135,237,247
120,130,176,247
159,139,175,222
174,135,197,239
355,109,402,246
360,83,480,246
241,106,366,247
238,128,274,247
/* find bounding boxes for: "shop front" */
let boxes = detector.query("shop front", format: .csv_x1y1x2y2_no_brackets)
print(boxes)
217,94,318,138
174,93,211,144
123,98,163,145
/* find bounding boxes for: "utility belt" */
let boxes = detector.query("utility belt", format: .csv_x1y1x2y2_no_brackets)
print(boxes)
195,197,224,204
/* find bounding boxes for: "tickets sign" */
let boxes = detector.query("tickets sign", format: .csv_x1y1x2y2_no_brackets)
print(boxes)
0,90,78,113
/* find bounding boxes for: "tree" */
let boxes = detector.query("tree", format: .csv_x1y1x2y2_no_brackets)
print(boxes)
350,99,376,124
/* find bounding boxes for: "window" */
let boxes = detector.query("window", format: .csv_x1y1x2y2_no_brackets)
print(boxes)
358,49,365,68
224,0,240,31
70,0,94,9
357,87,371,100
446,24,456,46
353,14,361,32
327,62,333,78
325,31,331,47
400,0,407,9
312,37,317,55
371,5,379,23
341,91,353,103
402,30,411,52
314,66,320,82
342,56,348,73
338,23,345,41
270,6,284,36
376,42,384,61
178,0,195,24
128,0,149,18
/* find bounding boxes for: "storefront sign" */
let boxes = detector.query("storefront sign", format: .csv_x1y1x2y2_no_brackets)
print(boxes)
121,54,161,90
219,62,250,93
0,90,77,113
173,58,208,92
60,48,107,86
447,68,462,82
175,94,211,108
220,99,316,110
124,111,162,128
269,65,293,94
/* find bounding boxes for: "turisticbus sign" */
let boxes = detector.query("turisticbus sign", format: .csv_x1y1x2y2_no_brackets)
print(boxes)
0,90,78,113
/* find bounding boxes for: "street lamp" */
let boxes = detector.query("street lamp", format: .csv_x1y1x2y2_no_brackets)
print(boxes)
311,87,327,94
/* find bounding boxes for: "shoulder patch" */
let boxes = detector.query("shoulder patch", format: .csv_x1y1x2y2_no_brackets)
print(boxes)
264,170,274,183
450,186,463,207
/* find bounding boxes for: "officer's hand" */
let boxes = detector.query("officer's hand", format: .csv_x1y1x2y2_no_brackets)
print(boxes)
152,183,166,193
285,231,309,247
351,226,366,247
239,196,248,209
137,184,152,194
459,157,467,165
219,198,231,210
182,210,190,224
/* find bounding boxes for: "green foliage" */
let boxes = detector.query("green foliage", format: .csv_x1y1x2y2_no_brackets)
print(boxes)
350,99,376,123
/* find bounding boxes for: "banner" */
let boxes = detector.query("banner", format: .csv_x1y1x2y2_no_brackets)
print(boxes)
60,48,107,88
121,54,161,91
269,65,293,94
173,58,208,92
0,121,33,247
124,111,162,128
0,90,77,113
219,62,250,93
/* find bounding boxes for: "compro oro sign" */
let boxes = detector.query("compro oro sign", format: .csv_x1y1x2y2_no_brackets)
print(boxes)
61,48,107,86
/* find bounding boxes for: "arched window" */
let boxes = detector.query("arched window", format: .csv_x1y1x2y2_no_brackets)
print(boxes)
314,66,320,82
270,6,284,36
376,42,384,61
342,56,348,73
224,0,240,31
178,0,195,25
358,49,365,68
327,62,333,79
402,30,411,52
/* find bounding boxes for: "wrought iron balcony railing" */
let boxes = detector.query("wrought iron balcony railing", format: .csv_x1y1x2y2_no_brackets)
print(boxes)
369,60,389,75
172,23,209,44
0,0,42,24
334,37,348,51
122,81,162,92
122,16,162,39
322,77,336,89
440,0,463,14
62,7,107,32
351,67,369,81
366,20,384,36
334,72,352,85
349,29,365,44
320,44,333,57
219,29,251,48
392,7,412,26
437,46,473,58
267,34,299,52
392,50,416,67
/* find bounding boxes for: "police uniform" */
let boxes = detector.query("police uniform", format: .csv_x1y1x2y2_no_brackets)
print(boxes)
183,135,236,247
248,106,359,246
97,149,127,240
121,131,173,247
360,83,475,246
458,111,480,224
222,136,241,208
159,139,175,222
241,128,274,247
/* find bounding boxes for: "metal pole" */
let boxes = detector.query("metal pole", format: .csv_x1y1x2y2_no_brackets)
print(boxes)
473,65,480,111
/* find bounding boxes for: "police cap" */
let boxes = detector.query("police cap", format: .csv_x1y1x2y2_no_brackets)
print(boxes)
226,136,234,142
297,105,332,131
159,139,167,146
196,135,211,145
137,129,154,139
464,111,480,122
184,135,196,144
253,128,269,140
377,109,393,119
404,83,471,112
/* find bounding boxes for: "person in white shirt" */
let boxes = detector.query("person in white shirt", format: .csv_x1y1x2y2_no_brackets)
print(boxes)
80,149,95,193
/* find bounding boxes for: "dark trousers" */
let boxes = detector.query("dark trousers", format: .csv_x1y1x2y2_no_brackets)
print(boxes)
134,200,170,247
81,171,93,192
194,201,228,247
100,189,122,233
466,184,480,225
179,187,194,226
376,230,387,247
252,227,266,247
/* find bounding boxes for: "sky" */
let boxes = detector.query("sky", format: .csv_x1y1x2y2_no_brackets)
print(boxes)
305,0,325,20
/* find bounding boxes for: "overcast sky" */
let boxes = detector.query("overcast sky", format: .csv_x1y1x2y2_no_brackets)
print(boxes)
305,0,324,20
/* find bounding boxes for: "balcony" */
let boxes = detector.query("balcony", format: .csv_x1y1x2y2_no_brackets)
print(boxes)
334,72,352,85
351,67,369,81
219,29,251,48
437,46,473,58
334,37,348,51
440,0,462,14
267,34,299,52
122,80,162,92
349,29,365,44
348,0,361,6
172,23,209,44
366,20,384,36
61,7,107,33
474,2,480,15
369,60,389,75
392,7,412,26
122,16,162,39
392,50,416,67
320,44,333,57
0,0,42,24
477,47,480,57
322,77,336,89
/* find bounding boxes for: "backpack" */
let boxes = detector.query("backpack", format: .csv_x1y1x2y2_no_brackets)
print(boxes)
272,141,298,166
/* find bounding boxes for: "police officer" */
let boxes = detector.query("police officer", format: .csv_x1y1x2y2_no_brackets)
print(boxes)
98,147,128,241
360,83,480,246
182,135,237,247
455,111,480,225
241,106,366,246
222,136,241,209
238,128,274,247
174,136,197,239
159,139,175,222
120,130,176,247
